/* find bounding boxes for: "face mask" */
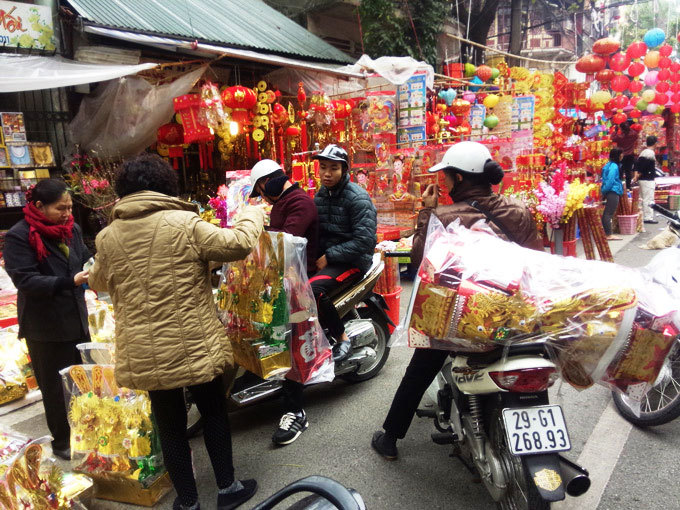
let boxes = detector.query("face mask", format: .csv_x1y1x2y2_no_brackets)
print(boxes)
264,175,289,198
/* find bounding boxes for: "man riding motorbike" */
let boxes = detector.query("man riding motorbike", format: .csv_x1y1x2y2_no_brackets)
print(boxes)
371,141,543,460
250,159,319,446
312,145,377,363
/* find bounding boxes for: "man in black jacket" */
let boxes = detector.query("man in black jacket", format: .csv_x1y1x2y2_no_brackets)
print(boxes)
312,145,377,363
633,135,659,224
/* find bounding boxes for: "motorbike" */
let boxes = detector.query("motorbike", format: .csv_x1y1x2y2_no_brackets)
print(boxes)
187,253,393,435
417,342,590,509
252,475,364,510
612,202,680,427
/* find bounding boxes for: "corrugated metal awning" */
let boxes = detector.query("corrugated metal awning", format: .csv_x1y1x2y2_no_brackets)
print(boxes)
67,0,354,65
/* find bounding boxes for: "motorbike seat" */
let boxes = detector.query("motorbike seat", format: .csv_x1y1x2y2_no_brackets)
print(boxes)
331,253,384,317
464,342,551,366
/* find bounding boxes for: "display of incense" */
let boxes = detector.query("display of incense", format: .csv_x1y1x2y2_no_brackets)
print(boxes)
586,207,614,262
577,208,596,260
631,187,640,215
563,215,577,242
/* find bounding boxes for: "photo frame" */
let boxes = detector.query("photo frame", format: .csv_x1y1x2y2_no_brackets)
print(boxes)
1,113,27,142
8,144,32,167
0,146,9,169
30,143,55,167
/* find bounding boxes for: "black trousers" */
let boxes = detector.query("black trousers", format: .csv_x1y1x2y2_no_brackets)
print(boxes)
148,376,234,506
309,264,362,340
621,154,635,189
25,339,83,451
601,192,621,236
282,378,305,413
383,348,450,439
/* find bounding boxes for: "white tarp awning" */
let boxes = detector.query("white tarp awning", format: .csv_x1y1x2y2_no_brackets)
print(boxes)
0,54,157,93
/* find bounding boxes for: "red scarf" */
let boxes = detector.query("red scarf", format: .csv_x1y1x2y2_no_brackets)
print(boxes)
22,202,74,262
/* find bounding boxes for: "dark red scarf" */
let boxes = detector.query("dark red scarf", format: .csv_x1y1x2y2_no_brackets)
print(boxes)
22,202,74,262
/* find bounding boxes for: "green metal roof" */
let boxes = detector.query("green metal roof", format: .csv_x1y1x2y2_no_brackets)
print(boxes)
67,0,354,64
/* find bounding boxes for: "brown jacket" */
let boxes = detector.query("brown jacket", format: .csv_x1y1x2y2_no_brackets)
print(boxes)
89,191,264,391
412,184,543,268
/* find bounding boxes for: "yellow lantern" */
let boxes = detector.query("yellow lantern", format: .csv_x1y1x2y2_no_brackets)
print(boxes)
641,89,656,103
483,94,500,109
644,50,660,69
591,90,611,105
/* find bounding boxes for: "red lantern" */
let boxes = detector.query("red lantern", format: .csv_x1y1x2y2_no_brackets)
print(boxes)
157,123,185,168
659,57,673,69
672,93,680,103
654,92,669,104
610,75,630,92
611,95,629,109
608,52,631,72
297,82,307,105
629,80,644,94
656,81,670,93
575,54,606,73
332,100,352,119
631,122,643,131
672,83,680,93
221,86,257,123
285,125,301,137
612,112,627,125
660,43,674,57
476,65,493,82
593,37,621,55
671,62,680,73
658,69,671,81
626,41,648,60
628,62,645,77
672,103,680,114
630,109,642,119
271,103,288,126
595,69,615,83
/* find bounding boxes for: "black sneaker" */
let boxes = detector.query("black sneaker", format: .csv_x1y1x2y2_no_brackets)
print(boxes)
272,411,308,445
217,479,257,510
371,430,398,460
173,498,200,510
52,447,71,461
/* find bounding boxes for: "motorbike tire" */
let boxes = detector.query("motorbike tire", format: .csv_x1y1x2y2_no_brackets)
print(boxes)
488,409,550,510
612,343,680,427
340,307,391,383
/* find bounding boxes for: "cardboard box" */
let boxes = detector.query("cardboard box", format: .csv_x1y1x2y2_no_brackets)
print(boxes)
91,472,173,507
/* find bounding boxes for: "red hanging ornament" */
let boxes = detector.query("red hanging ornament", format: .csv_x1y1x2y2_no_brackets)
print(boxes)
629,80,644,93
630,109,642,119
593,37,621,55
173,94,213,144
660,43,674,57
595,69,615,83
672,103,680,114
658,68,671,81
630,122,643,131
626,41,648,60
628,61,645,77
575,54,607,73
611,95,629,109
659,56,673,69
221,86,257,124
612,112,627,125
157,123,185,169
672,93,680,103
610,74,630,92
476,65,493,82
656,81,670,93
654,92,669,105
608,52,631,72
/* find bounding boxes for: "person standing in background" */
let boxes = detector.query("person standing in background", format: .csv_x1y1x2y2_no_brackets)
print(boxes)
600,148,624,240
3,180,91,461
633,135,659,225
612,120,639,189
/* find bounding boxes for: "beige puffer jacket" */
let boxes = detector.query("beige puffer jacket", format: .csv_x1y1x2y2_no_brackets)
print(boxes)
89,191,264,391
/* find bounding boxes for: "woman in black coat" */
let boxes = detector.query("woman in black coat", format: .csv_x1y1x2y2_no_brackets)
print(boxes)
4,179,91,460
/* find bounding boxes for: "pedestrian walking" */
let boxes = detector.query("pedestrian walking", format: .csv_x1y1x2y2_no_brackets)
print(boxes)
600,148,624,240
3,179,91,460
612,120,639,189
633,135,659,224
89,154,263,510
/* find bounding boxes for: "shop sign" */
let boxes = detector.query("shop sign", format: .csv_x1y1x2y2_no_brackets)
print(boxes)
0,1,55,51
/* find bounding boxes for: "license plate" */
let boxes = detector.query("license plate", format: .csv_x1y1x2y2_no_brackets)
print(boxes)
502,405,571,456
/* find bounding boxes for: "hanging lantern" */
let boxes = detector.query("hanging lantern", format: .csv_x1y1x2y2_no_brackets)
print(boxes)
658,69,671,81
608,53,631,72
644,71,660,87
644,50,661,69
483,114,499,129
610,95,629,110
575,54,606,73
221,86,257,124
610,75,630,93
659,57,673,69
627,62,645,77
271,103,288,126
671,103,680,114
332,100,352,119
626,41,648,60
631,122,643,131
612,112,627,125
157,123,185,169
654,92,669,105
642,89,657,102
595,69,615,83
656,81,670,93
476,65,493,82
643,28,666,49
629,80,644,93
630,109,642,119
593,37,620,55
591,90,612,105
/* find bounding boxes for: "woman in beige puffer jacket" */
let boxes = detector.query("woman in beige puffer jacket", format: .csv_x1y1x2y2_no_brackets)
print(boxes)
89,154,262,510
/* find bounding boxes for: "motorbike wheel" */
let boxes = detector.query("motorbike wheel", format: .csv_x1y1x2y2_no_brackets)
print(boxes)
612,342,680,427
489,410,550,510
340,308,390,383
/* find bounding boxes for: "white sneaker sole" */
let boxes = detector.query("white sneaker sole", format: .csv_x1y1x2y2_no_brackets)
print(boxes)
273,422,309,445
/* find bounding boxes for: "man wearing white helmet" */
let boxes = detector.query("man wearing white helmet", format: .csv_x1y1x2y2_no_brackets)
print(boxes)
372,141,542,460
249,159,319,446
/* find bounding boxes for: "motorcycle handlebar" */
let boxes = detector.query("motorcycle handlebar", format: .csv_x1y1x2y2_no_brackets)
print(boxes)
651,203,680,225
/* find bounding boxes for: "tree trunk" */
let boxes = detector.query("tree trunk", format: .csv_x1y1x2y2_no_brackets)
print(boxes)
455,0,500,65
508,0,523,67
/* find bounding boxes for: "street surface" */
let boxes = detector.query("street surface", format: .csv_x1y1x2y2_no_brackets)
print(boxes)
2,222,679,509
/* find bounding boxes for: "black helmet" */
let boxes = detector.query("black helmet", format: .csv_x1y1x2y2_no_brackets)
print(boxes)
312,144,349,170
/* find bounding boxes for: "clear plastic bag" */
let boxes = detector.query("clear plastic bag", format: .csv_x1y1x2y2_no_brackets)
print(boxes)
395,215,680,400
60,365,164,486
0,327,29,404
0,434,90,509
217,231,333,383
84,290,115,343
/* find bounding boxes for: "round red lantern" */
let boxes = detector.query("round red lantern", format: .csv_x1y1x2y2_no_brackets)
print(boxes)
612,112,627,125
629,80,644,93
656,81,670,93
672,83,680,93
659,57,673,69
595,69,615,83
672,93,680,103
671,62,680,73
593,37,620,55
222,86,257,123
157,122,184,146
672,103,680,114
660,43,674,57
658,69,671,81
628,61,645,77
476,65,493,82
575,54,607,73
630,109,642,119
626,41,648,60
285,125,301,137
654,92,669,104
609,53,631,72
631,122,643,131
611,95,629,109
610,74,630,92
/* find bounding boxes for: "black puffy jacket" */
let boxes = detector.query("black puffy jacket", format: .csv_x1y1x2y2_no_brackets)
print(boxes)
314,173,377,274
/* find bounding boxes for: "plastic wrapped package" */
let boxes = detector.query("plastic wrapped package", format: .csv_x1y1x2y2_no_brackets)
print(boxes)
0,328,29,405
217,231,333,383
0,435,90,509
76,342,115,365
393,216,680,401
59,365,164,486
84,290,115,343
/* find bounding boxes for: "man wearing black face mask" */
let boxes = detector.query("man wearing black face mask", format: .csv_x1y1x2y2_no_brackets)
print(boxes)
249,160,319,446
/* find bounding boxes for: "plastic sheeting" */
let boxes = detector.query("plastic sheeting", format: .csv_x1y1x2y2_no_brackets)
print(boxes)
346,55,435,90
68,66,205,158
0,54,157,93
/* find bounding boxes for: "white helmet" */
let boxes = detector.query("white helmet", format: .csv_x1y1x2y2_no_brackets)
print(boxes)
250,159,283,197
428,141,492,174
